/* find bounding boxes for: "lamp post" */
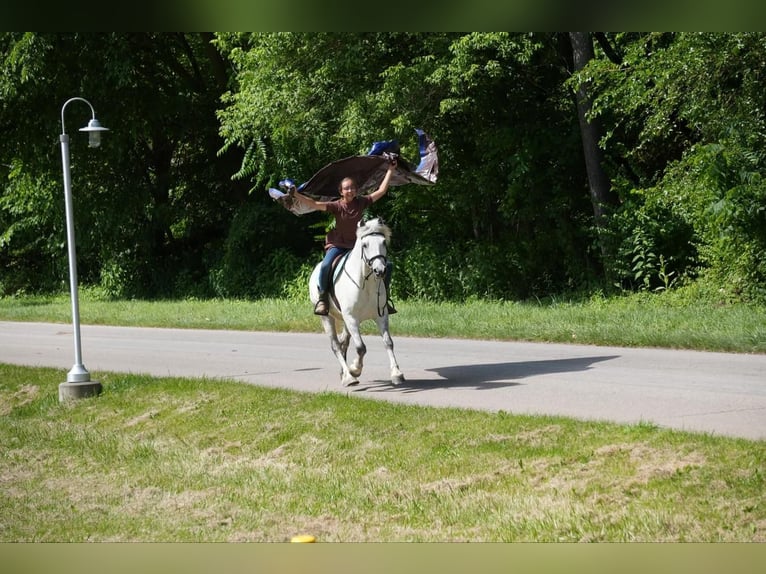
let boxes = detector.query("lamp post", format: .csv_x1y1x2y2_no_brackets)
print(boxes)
58,97,109,402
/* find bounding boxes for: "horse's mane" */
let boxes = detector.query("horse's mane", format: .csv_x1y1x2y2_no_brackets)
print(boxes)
356,217,391,243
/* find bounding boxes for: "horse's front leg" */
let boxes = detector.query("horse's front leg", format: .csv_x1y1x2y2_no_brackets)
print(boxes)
376,315,404,386
337,323,351,361
343,316,366,381
320,316,358,387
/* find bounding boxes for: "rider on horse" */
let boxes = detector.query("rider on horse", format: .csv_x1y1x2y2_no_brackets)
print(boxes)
293,158,398,316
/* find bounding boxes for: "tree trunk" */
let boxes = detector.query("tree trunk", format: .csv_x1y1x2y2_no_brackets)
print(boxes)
569,32,617,225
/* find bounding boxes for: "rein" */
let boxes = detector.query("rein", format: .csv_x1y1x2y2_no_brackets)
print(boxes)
343,231,388,316
328,220,392,319
361,232,389,316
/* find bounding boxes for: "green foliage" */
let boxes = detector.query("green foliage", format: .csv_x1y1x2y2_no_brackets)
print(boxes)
4,33,766,303
217,33,449,185
678,142,766,301
605,188,698,293
395,240,525,301
604,137,766,301
0,161,64,295
97,254,140,300
209,200,313,299
587,33,766,301
1,33,247,299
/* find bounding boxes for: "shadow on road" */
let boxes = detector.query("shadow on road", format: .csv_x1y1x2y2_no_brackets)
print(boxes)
359,355,619,394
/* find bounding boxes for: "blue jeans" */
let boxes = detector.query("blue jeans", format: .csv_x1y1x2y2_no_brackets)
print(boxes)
318,247,347,294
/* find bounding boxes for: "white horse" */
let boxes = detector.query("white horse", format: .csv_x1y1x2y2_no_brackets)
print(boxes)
309,217,405,387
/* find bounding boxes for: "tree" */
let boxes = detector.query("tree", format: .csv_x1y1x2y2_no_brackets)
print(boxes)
584,32,766,298
568,32,618,225
9,33,760,302
218,33,599,299
0,33,246,297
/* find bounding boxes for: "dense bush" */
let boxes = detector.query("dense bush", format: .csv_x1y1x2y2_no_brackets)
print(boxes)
673,142,766,301
605,190,698,292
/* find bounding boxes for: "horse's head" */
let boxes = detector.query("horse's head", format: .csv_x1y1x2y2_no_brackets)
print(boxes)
357,218,391,278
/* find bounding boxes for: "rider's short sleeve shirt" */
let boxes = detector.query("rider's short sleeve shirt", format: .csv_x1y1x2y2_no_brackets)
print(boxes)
325,196,373,250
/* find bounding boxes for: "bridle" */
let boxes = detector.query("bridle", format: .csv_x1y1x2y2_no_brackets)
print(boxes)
360,232,388,278
340,228,391,317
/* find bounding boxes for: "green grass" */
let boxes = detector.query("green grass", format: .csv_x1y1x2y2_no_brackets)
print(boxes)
1,363,764,542
2,285,765,353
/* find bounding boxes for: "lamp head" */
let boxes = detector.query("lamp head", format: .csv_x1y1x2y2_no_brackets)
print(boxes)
79,118,109,148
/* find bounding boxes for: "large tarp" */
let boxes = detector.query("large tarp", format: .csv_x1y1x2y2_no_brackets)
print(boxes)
269,129,438,215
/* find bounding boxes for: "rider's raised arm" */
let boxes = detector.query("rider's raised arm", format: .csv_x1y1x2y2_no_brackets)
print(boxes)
367,160,397,204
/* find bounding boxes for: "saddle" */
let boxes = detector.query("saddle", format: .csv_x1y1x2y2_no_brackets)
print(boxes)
327,250,350,309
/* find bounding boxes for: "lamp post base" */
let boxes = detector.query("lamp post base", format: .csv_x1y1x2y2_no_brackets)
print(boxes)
59,380,102,402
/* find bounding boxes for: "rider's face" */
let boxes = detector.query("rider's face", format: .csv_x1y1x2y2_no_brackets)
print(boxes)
340,178,357,201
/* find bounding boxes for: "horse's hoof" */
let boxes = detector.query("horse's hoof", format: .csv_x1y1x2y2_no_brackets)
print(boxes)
391,374,405,386
343,378,359,387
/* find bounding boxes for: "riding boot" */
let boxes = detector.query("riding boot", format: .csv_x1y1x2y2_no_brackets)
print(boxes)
314,291,329,316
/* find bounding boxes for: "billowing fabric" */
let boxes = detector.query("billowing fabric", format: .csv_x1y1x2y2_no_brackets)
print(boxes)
269,129,438,216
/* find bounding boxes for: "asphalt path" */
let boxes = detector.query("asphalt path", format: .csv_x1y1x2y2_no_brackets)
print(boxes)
2,321,765,440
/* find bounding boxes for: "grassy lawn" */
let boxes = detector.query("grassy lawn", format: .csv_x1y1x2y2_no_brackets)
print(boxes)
1,363,764,542
1,288,765,542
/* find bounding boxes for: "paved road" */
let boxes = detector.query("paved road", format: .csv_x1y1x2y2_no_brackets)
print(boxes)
2,321,765,440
